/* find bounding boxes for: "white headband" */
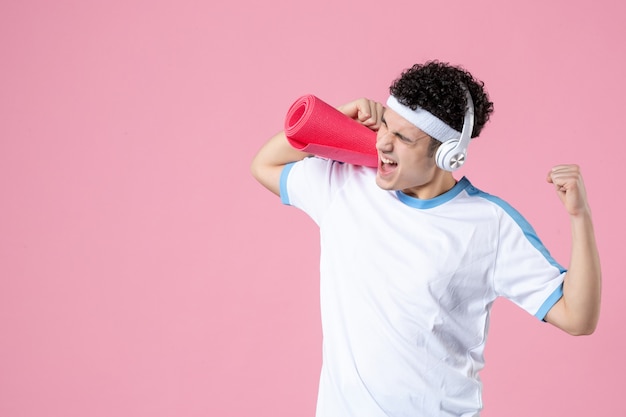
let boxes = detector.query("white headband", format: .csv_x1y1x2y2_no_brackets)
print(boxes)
386,95,460,142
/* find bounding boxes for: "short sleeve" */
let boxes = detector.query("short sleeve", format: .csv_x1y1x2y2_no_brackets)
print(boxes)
488,196,566,320
279,157,353,225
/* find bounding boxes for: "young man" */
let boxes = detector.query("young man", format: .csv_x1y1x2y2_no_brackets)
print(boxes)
250,61,601,417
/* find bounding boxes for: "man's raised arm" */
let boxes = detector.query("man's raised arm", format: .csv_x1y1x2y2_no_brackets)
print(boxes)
544,164,602,335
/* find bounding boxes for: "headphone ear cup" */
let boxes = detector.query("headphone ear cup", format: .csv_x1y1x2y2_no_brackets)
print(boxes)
435,139,460,171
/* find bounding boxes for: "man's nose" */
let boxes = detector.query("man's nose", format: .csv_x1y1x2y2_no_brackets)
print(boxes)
376,131,393,152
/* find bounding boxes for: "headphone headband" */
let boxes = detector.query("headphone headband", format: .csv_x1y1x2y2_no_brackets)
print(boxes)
456,86,475,154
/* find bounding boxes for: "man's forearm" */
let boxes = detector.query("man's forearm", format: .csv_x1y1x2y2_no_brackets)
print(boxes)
546,211,602,335
561,212,602,334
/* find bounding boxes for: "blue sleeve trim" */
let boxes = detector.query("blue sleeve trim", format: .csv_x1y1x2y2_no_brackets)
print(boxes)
534,283,564,320
280,162,296,205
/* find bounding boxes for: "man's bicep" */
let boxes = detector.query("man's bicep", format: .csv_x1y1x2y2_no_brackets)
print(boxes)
251,163,283,196
543,297,569,330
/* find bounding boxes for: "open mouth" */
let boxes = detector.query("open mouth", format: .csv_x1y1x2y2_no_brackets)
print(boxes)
379,156,398,176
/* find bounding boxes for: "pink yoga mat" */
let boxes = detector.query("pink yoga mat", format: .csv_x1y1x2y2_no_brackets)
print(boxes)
284,95,378,167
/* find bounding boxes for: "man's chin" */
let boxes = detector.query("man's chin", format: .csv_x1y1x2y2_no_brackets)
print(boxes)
375,176,396,191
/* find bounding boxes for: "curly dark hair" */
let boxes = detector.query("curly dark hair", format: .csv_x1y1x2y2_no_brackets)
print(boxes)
389,61,494,139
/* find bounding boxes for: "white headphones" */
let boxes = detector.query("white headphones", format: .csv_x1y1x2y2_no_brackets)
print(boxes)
434,87,475,172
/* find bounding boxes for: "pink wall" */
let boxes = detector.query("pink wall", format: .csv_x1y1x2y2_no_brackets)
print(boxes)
1,0,624,416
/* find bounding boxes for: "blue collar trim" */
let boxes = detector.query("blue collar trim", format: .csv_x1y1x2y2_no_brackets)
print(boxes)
396,177,471,209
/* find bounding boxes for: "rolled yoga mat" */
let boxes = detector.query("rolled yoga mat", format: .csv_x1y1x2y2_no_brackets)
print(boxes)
284,95,378,167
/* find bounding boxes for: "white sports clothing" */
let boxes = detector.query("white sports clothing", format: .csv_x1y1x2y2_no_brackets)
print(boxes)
279,157,565,417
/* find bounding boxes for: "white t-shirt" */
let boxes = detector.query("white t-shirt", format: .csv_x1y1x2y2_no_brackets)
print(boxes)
280,157,565,417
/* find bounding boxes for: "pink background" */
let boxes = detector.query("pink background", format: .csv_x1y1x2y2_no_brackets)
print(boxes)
1,0,624,416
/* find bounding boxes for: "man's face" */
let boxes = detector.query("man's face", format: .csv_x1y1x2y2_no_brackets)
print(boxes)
375,107,443,198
